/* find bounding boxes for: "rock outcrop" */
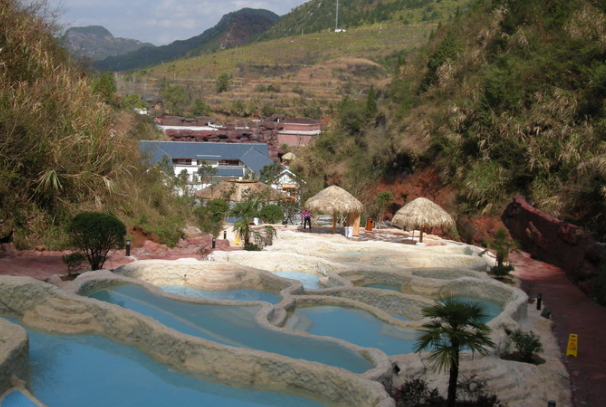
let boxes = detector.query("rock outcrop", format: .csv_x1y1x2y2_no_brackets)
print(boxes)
502,195,606,293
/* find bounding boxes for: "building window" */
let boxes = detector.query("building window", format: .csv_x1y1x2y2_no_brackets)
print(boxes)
218,159,241,166
172,158,192,165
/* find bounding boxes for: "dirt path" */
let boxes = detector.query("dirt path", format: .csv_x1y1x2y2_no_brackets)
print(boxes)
511,250,606,407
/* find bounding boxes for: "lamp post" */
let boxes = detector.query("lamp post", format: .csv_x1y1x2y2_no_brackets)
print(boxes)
126,240,131,257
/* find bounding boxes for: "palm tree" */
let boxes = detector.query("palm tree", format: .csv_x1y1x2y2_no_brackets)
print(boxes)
227,199,259,246
227,199,277,248
414,296,495,407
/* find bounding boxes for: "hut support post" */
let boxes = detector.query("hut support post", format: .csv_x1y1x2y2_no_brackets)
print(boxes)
347,212,360,236
332,214,337,234
419,230,424,243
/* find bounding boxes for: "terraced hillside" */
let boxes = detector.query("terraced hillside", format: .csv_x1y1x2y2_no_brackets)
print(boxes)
117,24,432,118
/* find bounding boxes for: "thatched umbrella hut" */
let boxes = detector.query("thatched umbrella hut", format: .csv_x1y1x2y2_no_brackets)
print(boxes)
304,185,364,235
392,197,454,244
195,180,283,202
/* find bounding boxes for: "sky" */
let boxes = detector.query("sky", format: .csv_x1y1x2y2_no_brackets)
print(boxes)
50,0,309,46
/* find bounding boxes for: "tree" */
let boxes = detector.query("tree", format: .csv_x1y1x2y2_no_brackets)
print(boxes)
91,72,117,104
197,162,217,186
227,199,259,246
123,93,146,110
484,227,518,277
193,99,211,116
216,72,230,93
365,85,377,118
259,162,285,185
259,204,284,224
66,212,126,270
227,199,277,249
414,296,495,407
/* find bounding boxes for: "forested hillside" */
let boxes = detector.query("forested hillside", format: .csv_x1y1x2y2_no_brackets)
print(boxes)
261,0,476,40
293,0,606,239
0,0,187,248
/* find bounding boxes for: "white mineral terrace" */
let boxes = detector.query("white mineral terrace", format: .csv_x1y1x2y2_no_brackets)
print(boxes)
0,230,571,406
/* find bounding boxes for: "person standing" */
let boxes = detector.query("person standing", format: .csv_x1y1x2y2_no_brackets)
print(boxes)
301,209,312,230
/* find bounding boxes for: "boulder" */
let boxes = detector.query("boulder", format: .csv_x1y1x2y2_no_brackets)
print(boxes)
502,195,604,290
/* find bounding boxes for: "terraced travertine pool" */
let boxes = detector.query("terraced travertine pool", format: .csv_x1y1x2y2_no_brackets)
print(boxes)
1,230,536,407
18,324,325,407
86,284,372,373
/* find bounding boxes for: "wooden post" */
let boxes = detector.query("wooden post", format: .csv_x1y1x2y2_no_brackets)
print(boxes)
347,212,361,236
332,213,337,234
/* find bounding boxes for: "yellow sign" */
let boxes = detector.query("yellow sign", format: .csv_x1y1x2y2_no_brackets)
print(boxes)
566,334,578,357
234,233,241,245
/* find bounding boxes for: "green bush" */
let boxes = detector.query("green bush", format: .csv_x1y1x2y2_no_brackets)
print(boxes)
66,212,126,270
511,329,543,363
61,252,86,276
194,206,223,237
207,199,229,223
244,243,262,251
490,263,515,278
259,204,284,224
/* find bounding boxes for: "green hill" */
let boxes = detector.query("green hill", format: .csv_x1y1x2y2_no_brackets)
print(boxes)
0,0,188,248
293,0,606,238
261,0,476,40
117,23,432,118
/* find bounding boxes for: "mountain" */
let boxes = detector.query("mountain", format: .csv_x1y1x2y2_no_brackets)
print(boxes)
64,26,153,61
96,8,279,72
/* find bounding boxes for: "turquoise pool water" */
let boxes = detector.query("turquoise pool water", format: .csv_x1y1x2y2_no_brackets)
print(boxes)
285,305,418,355
87,284,371,373
14,324,325,407
161,285,280,304
273,272,321,289
451,296,502,323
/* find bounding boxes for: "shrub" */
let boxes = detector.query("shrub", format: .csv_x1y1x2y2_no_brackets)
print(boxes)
392,378,441,406
61,252,86,276
66,212,126,270
259,204,284,224
206,199,229,223
511,329,543,363
193,206,223,237
490,263,515,278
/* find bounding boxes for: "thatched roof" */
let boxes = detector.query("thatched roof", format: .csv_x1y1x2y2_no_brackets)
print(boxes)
392,197,454,230
304,185,363,214
195,180,283,202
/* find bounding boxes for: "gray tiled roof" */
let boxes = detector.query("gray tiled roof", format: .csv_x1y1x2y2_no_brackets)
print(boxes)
139,141,273,174
215,167,245,177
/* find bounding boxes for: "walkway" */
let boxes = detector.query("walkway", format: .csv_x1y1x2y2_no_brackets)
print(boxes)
511,250,606,407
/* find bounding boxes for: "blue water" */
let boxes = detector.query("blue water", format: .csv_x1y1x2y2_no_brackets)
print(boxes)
161,285,280,304
16,325,325,407
450,296,502,323
273,272,321,289
287,306,418,355
87,284,371,373
1,391,37,407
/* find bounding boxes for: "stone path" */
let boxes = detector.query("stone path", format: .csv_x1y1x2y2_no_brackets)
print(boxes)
511,250,606,407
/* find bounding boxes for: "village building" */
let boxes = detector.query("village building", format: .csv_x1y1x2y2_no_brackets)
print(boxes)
140,141,274,191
